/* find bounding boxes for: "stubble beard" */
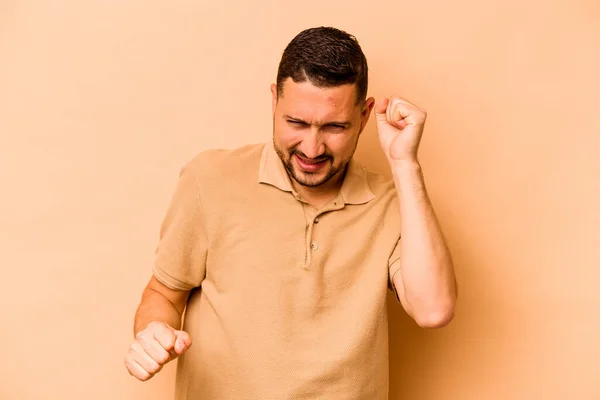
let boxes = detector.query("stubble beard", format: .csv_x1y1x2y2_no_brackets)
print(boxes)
273,141,347,188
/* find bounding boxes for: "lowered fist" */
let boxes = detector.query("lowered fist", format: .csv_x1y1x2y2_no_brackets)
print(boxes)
124,321,191,381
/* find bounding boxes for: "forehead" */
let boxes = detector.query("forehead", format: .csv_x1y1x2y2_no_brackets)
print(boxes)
278,79,357,121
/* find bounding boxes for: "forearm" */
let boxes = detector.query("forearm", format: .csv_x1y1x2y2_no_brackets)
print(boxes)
392,160,457,325
133,288,185,336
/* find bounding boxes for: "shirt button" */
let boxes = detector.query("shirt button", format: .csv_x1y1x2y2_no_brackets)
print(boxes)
310,242,319,251
314,217,319,224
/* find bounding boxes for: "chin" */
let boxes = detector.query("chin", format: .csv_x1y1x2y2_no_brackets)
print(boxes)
294,170,331,187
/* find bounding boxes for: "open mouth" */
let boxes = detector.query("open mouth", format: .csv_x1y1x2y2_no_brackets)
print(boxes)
295,154,328,172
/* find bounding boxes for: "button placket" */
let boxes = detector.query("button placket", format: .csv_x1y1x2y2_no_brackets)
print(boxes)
308,208,320,254
302,204,316,269
301,197,344,269
309,214,318,255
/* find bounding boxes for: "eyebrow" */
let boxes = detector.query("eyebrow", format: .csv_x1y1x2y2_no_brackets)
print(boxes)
283,114,352,128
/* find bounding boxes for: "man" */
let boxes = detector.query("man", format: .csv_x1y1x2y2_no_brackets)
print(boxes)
124,26,457,399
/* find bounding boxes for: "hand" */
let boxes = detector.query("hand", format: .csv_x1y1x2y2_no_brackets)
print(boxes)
124,321,191,381
374,96,427,164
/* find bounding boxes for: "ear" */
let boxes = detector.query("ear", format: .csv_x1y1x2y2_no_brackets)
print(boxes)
270,83,278,114
358,97,376,135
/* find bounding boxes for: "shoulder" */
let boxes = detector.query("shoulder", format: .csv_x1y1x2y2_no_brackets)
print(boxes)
359,166,401,225
177,143,267,196
182,142,266,179
362,166,396,198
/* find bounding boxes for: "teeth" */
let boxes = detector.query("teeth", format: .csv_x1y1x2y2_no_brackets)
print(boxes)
296,154,326,165
302,158,323,164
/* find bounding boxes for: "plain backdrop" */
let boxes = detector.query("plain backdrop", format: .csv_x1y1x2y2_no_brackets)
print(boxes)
1,0,599,399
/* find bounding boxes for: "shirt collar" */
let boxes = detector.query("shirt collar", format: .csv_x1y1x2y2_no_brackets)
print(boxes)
258,142,375,205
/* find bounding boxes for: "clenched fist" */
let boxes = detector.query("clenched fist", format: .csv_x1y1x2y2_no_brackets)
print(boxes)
124,321,191,381
375,96,427,164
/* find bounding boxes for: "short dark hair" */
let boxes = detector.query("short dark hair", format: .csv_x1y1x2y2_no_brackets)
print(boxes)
276,27,368,104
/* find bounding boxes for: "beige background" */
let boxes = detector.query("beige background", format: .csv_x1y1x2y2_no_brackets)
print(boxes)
1,0,599,399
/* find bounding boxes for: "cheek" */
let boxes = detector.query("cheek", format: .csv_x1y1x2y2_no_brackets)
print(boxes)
275,125,303,147
327,133,357,155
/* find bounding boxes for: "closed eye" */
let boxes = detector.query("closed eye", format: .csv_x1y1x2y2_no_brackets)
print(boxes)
284,117,349,132
287,120,309,127
324,124,347,132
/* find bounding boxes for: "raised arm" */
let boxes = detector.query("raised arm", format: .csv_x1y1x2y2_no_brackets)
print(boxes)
376,96,457,328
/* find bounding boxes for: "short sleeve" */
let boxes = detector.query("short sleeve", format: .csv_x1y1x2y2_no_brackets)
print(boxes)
152,164,208,291
388,237,402,301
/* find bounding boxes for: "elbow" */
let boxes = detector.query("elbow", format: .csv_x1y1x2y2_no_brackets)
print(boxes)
414,303,456,329
415,277,459,328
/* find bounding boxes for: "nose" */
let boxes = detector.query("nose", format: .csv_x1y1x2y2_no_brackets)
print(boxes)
300,128,325,159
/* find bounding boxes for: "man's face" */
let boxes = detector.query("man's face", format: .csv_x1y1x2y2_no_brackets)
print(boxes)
271,78,374,189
